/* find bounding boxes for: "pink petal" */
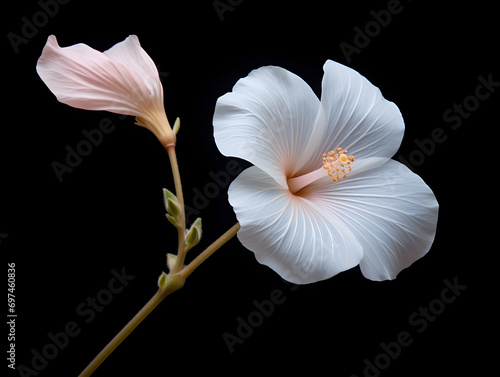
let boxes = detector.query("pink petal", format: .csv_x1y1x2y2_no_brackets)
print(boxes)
36,35,154,116
103,35,162,99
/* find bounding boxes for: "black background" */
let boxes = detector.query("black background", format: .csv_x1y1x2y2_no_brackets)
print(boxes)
3,0,497,376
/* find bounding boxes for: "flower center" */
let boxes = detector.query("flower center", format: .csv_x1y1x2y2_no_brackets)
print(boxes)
322,148,355,182
287,148,355,194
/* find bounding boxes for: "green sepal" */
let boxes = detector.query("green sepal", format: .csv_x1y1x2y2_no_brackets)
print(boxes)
163,188,181,226
173,117,180,135
166,253,177,272
167,198,180,218
163,188,177,208
185,217,202,249
166,253,185,272
166,214,179,227
158,271,168,288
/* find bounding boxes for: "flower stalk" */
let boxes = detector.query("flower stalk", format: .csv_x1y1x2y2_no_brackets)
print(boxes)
77,277,181,377
78,222,240,377
79,129,240,377
165,145,188,273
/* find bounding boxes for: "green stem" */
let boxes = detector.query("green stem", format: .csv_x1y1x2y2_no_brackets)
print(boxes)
180,222,240,280
77,222,240,377
78,277,183,377
166,146,187,273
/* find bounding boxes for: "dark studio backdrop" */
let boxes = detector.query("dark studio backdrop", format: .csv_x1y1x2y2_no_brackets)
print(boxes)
3,0,497,376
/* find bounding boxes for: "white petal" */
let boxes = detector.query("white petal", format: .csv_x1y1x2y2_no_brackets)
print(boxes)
36,35,152,115
229,166,363,284
214,66,325,188
311,60,404,168
303,159,438,281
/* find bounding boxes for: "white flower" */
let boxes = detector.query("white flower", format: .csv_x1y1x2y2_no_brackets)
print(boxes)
214,60,438,284
36,35,175,147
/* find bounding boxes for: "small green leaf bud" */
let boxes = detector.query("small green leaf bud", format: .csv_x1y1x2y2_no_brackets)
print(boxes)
158,271,168,288
185,217,202,249
166,253,177,272
167,198,180,218
163,188,177,209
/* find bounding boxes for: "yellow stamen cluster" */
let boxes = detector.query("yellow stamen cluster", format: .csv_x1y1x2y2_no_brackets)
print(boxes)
322,148,355,182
